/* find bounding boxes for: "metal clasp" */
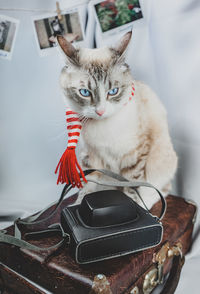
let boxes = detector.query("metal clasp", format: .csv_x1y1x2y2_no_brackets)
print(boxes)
143,242,169,294
168,242,183,258
143,267,158,294
143,242,183,294
155,242,170,284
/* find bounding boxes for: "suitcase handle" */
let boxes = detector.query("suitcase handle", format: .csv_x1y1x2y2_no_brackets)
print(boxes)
160,254,185,294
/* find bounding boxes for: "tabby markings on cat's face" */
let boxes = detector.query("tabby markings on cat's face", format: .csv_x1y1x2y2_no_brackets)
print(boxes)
58,32,133,120
60,58,134,120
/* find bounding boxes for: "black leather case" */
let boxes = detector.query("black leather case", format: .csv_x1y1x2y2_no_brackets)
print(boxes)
61,190,163,264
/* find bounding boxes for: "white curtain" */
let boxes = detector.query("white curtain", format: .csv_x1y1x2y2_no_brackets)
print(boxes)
0,0,93,213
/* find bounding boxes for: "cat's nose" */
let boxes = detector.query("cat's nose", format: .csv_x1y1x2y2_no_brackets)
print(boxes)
95,108,105,116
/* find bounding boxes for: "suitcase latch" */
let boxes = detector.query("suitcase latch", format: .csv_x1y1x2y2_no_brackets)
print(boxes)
143,243,169,294
143,267,159,294
155,242,170,284
143,242,182,294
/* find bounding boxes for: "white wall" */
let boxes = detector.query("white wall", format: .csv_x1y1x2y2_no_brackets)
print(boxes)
0,0,91,210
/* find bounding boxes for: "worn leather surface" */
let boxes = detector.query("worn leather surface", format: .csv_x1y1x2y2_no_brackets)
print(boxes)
0,195,196,294
123,225,193,294
61,197,162,264
0,263,46,294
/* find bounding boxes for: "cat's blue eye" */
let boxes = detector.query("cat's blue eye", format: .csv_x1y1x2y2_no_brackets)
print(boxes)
79,89,91,97
108,88,119,96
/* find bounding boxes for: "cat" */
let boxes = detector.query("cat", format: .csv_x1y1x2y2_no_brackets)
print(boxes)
57,32,177,209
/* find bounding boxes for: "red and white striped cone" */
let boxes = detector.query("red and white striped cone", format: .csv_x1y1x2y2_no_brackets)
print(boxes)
55,108,87,188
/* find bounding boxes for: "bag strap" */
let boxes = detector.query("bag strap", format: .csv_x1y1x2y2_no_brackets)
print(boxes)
82,169,166,220
17,168,166,226
0,226,69,252
0,169,166,251
0,184,74,251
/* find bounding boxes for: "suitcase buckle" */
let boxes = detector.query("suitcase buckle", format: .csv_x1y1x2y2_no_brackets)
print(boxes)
143,267,159,294
155,242,170,284
143,243,169,293
143,242,183,294
156,242,183,283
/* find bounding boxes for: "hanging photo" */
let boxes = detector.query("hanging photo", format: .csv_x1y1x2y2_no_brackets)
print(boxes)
0,15,19,60
93,0,143,34
33,9,84,56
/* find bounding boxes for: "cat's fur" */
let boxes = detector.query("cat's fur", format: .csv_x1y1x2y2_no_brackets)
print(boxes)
57,32,177,209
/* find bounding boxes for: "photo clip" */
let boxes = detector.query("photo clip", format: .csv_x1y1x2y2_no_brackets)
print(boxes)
56,2,62,21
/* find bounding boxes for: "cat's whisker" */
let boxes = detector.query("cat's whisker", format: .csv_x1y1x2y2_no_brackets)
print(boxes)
76,114,90,125
78,115,86,123
77,114,83,119
77,113,84,118
81,117,89,125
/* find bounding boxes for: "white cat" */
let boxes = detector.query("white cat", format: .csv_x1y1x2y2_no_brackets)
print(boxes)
57,32,177,209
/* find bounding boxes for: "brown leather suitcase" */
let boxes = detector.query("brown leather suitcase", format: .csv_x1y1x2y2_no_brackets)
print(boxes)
0,194,197,294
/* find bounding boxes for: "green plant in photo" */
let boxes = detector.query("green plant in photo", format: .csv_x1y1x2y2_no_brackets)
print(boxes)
115,0,132,26
96,4,115,32
96,0,142,32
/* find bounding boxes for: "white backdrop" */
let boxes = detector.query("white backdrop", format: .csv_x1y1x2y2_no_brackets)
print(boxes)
0,0,200,293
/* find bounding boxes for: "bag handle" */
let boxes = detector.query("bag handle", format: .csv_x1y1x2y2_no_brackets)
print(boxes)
15,168,166,228
0,169,166,251
82,169,166,220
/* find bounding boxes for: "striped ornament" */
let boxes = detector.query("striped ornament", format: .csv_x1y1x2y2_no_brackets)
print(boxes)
55,108,87,188
55,83,135,188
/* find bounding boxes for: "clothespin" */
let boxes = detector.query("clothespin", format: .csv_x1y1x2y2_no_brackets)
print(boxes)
56,2,62,21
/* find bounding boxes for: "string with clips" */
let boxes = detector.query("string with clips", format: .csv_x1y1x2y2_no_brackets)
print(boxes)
0,1,75,16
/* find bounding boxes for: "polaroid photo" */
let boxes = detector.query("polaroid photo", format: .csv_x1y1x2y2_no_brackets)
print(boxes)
33,8,84,57
0,15,19,60
93,0,143,36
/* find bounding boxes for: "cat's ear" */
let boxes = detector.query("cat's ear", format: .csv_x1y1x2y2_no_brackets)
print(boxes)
57,35,79,66
113,31,132,57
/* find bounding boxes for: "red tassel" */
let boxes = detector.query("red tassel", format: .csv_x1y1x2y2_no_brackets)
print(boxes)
55,147,87,188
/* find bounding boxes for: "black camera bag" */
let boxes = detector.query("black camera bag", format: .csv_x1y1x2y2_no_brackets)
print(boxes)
61,189,163,264
0,169,166,265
